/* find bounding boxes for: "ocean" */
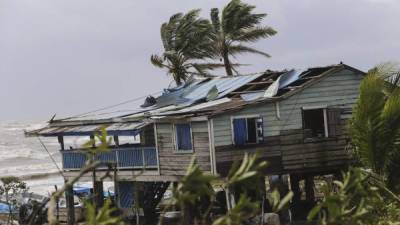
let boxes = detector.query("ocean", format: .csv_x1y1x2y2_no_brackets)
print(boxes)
0,120,90,195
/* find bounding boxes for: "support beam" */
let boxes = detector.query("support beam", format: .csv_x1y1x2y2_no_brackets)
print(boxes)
90,135,95,148
114,135,119,147
134,182,143,225
305,176,315,202
290,175,301,204
93,181,104,209
58,136,64,150
65,180,75,225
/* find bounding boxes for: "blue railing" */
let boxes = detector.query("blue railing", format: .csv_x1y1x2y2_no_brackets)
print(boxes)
62,147,158,170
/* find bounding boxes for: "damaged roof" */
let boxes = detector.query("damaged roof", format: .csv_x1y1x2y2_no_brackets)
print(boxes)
27,63,364,136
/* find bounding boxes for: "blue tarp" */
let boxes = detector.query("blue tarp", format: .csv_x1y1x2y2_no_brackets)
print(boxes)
73,186,91,195
233,118,247,145
0,202,13,213
73,186,115,197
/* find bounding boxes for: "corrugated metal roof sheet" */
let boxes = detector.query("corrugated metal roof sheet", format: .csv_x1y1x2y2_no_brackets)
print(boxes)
29,64,356,136
29,121,148,137
182,73,264,100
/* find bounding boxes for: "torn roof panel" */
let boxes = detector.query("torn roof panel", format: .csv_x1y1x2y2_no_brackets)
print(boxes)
154,97,232,116
26,121,149,137
182,73,265,100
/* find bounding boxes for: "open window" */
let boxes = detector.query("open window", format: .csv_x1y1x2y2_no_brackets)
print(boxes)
232,116,264,145
174,123,193,152
302,107,341,138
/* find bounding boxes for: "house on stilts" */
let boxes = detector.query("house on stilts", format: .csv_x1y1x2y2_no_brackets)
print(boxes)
26,63,365,221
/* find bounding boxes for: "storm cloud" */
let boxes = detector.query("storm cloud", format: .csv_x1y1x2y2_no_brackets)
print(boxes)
0,0,399,120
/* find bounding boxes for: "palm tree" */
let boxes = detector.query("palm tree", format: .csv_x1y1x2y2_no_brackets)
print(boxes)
151,10,222,86
210,0,277,76
349,63,400,192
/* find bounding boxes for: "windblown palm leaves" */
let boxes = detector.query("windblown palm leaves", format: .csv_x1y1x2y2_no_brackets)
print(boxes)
349,63,400,192
210,0,277,75
151,10,223,85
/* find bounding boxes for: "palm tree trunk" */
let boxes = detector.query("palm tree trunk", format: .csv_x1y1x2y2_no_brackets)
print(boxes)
223,48,233,76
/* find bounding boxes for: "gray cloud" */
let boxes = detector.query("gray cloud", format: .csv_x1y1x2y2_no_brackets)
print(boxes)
0,0,399,120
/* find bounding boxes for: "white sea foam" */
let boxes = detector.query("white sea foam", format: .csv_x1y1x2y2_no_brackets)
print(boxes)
0,121,68,193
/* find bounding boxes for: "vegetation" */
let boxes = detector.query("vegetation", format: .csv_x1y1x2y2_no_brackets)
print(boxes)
308,168,400,225
0,176,28,225
349,63,400,192
209,0,276,76
151,0,277,85
165,153,292,225
84,199,125,225
151,10,222,85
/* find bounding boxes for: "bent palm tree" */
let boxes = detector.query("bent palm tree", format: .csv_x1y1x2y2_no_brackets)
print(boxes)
151,10,222,86
210,0,277,76
349,63,400,192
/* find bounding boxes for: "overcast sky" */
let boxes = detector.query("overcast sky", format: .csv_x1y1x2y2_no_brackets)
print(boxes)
1,0,399,121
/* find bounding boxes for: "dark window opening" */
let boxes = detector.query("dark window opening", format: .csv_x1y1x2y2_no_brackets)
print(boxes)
175,123,193,151
247,118,257,143
233,117,264,145
303,108,326,138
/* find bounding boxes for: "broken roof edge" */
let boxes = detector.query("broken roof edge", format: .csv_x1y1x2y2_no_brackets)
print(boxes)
194,63,365,118
29,63,365,134
25,119,154,137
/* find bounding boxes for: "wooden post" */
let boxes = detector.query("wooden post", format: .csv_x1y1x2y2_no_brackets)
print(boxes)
113,164,119,208
290,175,301,203
114,135,119,146
90,135,96,148
55,185,60,222
93,181,104,209
305,176,315,202
65,180,75,225
58,136,64,150
133,182,142,225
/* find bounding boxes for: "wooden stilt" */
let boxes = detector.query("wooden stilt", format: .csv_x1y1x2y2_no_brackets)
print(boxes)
94,181,104,209
133,181,142,225
143,182,170,224
290,175,301,203
305,176,315,202
65,180,75,225
113,164,119,208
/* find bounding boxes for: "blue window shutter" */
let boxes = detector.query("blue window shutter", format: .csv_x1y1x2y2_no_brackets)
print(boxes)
233,118,247,145
176,124,193,150
118,181,134,208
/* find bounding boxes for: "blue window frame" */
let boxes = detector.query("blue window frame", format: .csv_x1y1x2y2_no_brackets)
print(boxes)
233,117,264,145
175,123,193,151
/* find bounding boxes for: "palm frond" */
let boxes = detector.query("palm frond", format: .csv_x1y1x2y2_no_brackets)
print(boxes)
150,54,167,68
210,8,221,33
222,0,266,36
229,44,271,57
349,65,400,188
232,26,277,42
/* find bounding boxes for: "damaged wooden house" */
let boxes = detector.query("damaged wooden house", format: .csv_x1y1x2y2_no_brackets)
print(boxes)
26,63,365,219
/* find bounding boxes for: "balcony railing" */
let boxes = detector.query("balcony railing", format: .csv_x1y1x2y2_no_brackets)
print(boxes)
62,146,158,170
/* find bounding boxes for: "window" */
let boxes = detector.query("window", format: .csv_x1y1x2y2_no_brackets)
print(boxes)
302,108,327,138
174,123,193,151
232,116,264,145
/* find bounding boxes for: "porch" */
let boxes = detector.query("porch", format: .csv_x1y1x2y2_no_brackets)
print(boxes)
62,146,158,170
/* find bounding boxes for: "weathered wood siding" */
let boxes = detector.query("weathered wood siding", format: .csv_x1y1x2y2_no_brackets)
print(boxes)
213,69,362,145
156,121,211,176
212,69,363,174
